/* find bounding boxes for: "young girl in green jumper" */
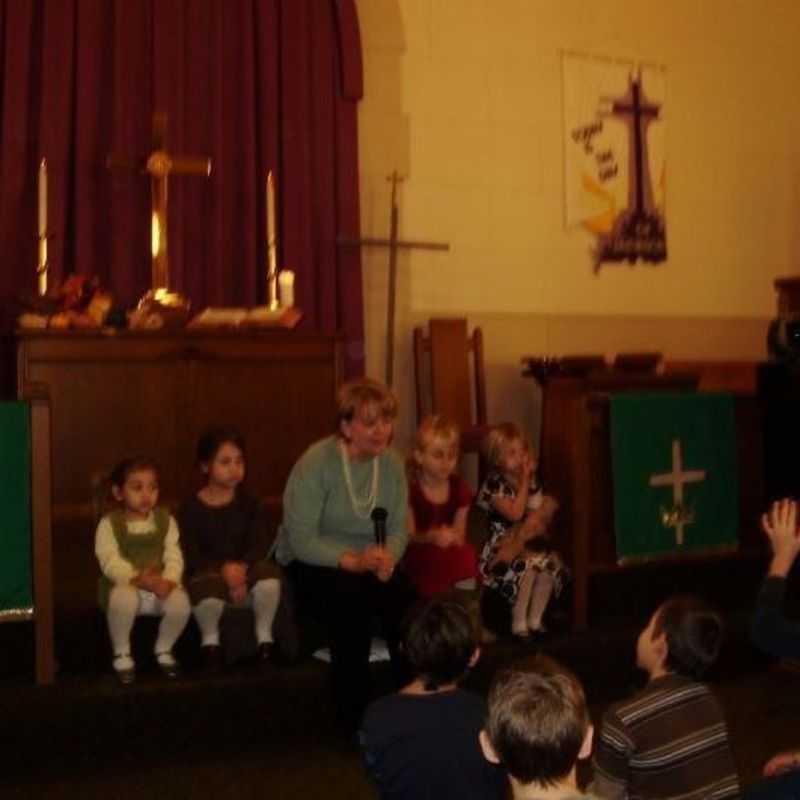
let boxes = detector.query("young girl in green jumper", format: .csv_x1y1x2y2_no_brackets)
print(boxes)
95,458,191,684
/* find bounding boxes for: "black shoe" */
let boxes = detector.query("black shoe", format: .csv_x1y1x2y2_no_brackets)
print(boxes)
202,645,223,673
156,652,181,679
257,642,275,666
113,654,136,686
116,667,136,686
529,626,551,645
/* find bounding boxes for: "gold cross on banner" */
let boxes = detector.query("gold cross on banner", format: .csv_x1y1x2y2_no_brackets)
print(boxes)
648,439,707,545
107,112,212,293
338,171,449,386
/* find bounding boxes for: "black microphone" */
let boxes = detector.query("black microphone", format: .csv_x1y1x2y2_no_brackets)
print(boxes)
371,507,388,547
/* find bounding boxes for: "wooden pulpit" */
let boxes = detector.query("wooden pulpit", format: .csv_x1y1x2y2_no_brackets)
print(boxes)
523,357,764,630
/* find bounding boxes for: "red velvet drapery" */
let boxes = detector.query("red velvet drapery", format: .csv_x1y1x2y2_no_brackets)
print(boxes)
0,0,364,373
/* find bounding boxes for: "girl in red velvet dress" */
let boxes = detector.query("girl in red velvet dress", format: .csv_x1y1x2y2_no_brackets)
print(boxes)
404,416,478,598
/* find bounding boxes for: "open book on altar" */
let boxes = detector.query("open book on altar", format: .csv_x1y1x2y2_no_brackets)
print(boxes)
189,305,302,329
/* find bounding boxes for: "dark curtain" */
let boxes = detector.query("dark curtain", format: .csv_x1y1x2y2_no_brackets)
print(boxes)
0,0,365,374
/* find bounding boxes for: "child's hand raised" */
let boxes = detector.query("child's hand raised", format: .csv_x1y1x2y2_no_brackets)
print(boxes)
761,498,800,575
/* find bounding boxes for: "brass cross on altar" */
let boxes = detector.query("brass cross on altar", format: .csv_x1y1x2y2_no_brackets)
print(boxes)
338,171,449,386
107,112,212,296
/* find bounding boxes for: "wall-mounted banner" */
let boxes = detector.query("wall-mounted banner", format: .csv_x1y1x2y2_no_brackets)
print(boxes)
562,52,667,271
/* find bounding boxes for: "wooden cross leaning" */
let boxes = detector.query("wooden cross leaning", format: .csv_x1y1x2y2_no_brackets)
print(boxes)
107,112,212,294
338,171,450,387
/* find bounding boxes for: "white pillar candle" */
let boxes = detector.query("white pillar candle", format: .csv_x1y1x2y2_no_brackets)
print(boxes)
37,158,48,295
266,171,279,308
278,270,295,308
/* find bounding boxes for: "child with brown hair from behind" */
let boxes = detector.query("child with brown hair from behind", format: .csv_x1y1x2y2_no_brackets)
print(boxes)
95,457,191,684
360,598,507,800
480,656,595,800
476,422,565,639
404,414,478,598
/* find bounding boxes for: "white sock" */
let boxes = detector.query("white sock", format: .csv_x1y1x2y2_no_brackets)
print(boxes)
112,654,135,672
107,584,139,658
512,570,535,634
154,587,191,655
251,578,280,645
527,572,555,631
193,597,225,646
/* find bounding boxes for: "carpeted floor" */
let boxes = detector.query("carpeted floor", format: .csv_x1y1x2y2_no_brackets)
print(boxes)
1,556,798,799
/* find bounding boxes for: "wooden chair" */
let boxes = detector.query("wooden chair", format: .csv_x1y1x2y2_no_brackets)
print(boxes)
413,318,490,482
0,387,55,684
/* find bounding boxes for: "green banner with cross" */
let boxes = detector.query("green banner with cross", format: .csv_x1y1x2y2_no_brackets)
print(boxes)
609,392,738,563
0,403,33,615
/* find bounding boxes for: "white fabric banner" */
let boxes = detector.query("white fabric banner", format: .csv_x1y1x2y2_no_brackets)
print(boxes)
562,53,667,265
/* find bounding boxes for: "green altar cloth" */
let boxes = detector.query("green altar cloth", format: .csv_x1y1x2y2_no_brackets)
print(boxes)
610,392,738,563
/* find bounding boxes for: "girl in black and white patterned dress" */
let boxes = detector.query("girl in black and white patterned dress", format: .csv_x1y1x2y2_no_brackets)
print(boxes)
476,423,565,638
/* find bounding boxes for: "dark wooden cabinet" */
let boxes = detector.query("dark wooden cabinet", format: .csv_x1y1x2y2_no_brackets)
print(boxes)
14,329,342,615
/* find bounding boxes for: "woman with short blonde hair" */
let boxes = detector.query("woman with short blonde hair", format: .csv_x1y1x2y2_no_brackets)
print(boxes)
275,377,415,732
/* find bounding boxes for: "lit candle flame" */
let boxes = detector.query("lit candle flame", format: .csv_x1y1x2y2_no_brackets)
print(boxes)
151,212,161,258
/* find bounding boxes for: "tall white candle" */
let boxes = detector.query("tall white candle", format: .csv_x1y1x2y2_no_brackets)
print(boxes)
267,171,278,307
267,171,276,247
37,159,48,295
38,158,47,236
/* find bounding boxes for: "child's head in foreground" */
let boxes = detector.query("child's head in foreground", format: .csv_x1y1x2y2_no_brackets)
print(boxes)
481,656,592,789
636,593,723,680
404,597,479,691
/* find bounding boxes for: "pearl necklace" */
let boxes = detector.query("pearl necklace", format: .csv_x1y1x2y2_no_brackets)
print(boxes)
339,440,380,518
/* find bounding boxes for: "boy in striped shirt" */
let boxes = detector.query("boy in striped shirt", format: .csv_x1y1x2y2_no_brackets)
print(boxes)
593,595,740,800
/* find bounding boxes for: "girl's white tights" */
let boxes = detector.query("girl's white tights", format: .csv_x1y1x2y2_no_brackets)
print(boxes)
193,577,281,646
251,578,281,645
511,568,555,635
107,584,191,657
527,571,555,631
194,597,225,646
512,570,535,635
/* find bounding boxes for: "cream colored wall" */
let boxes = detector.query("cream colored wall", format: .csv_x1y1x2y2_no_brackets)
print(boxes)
355,0,798,451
